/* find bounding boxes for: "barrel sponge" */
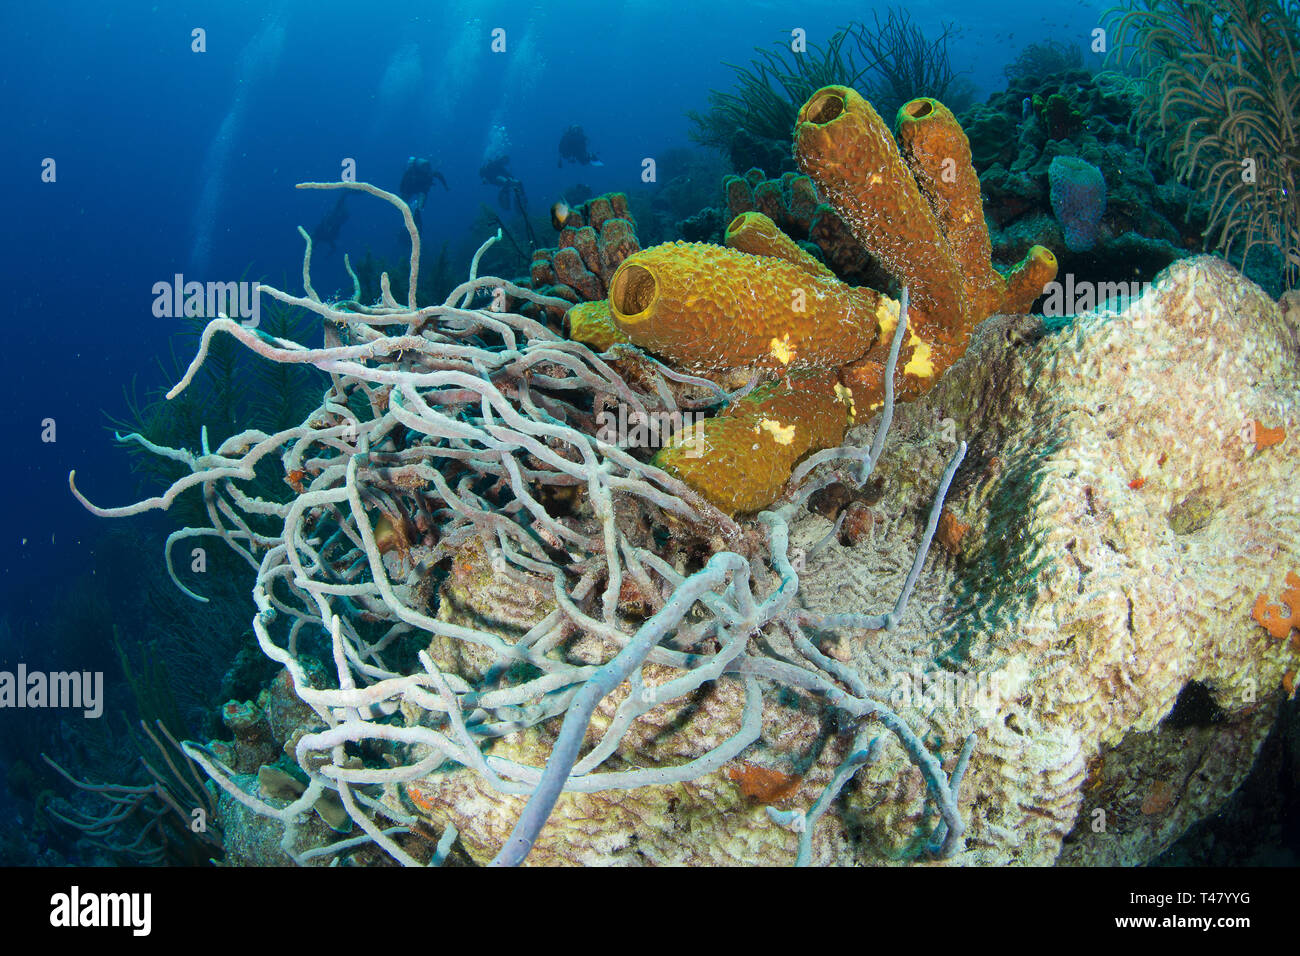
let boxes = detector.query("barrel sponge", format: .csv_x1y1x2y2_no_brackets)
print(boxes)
652,370,852,514
567,300,630,351
725,211,836,281
1048,156,1107,253
608,241,887,375
793,86,968,332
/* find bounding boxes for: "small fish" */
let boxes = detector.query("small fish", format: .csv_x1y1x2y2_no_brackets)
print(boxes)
550,200,572,230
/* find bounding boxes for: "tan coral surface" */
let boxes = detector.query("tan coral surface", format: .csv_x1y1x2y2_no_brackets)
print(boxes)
388,257,1298,865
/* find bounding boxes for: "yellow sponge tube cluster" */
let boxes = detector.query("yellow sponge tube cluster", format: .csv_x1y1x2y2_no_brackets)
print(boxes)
794,86,1057,350
607,241,888,376
562,85,1059,515
651,370,853,514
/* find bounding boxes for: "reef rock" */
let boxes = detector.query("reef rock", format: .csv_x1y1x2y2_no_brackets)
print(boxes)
393,256,1299,865
962,70,1208,292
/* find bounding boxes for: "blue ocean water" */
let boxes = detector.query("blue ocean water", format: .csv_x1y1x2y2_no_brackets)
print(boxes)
10,0,1295,873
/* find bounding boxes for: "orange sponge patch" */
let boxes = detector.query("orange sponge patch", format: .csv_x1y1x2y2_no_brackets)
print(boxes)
1252,571,1300,646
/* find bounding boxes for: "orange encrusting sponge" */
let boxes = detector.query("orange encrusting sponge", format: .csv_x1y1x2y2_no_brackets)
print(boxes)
1253,571,1300,646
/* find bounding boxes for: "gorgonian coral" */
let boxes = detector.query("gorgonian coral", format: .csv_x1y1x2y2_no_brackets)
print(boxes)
688,8,964,157
1106,0,1300,288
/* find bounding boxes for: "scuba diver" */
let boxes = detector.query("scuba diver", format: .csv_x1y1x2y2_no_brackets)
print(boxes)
479,153,519,207
397,156,448,229
479,153,538,251
558,124,603,167
310,194,349,255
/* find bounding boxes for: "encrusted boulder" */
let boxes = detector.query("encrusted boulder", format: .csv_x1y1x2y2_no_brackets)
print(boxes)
392,256,1299,865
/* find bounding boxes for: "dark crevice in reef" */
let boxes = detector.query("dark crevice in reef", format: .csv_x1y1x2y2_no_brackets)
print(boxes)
1161,680,1226,730
1154,694,1300,866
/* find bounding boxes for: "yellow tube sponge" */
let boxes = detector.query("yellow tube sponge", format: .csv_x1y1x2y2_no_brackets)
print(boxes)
724,212,837,282
794,86,1059,406
894,97,1059,321
894,97,1000,323
566,300,630,351
1003,245,1059,315
794,86,969,333
652,370,852,514
795,88,1062,331
608,241,887,375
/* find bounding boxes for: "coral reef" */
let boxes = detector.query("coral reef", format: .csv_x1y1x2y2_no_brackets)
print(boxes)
73,179,974,868
397,254,1300,865
1033,92,1084,142
41,721,222,866
959,68,1208,287
528,192,640,309
71,151,1299,866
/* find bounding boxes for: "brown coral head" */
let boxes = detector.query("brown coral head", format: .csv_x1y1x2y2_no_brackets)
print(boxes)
609,261,657,327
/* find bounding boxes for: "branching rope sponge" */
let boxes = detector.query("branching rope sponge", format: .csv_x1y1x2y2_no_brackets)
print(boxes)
70,181,972,866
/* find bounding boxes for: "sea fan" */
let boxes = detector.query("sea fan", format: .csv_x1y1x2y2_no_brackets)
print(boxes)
1106,0,1300,289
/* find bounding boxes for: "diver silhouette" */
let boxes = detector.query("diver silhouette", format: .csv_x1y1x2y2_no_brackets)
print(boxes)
558,124,603,168
310,194,349,255
398,156,448,229
479,154,537,251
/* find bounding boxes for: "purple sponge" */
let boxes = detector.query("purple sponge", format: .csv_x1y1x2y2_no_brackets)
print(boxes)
1048,156,1106,253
